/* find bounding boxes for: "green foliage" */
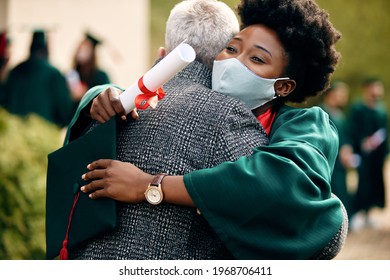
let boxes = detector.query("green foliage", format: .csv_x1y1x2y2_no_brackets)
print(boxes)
0,108,63,259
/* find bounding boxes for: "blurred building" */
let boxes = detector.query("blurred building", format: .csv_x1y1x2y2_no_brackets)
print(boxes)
0,0,150,88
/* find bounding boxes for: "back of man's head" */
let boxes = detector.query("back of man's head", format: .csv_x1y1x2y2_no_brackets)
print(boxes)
165,0,239,69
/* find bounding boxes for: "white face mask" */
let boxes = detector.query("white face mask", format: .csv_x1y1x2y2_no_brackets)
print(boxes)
212,58,289,110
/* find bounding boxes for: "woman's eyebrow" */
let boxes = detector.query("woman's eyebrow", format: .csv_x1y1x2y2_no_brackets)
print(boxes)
254,44,272,58
231,36,273,58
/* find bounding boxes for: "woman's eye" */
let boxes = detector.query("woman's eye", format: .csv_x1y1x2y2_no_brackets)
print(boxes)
251,56,265,64
225,46,236,53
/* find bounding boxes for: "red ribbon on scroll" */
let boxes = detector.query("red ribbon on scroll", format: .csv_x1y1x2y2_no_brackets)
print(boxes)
135,76,166,110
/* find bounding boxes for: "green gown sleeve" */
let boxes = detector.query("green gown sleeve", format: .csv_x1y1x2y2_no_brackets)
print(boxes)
63,84,122,144
184,105,344,259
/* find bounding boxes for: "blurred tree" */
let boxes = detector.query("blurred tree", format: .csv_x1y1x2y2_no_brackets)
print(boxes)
0,108,62,259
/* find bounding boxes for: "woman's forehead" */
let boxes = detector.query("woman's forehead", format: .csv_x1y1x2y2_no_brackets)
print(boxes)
235,24,286,58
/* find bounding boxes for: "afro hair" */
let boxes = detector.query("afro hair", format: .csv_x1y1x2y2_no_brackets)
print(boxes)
237,0,342,103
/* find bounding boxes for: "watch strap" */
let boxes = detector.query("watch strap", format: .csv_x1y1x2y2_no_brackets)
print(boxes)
150,173,167,186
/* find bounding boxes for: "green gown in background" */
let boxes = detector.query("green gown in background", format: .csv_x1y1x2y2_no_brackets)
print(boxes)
321,104,352,215
84,69,110,89
0,81,5,107
5,56,76,127
348,102,388,215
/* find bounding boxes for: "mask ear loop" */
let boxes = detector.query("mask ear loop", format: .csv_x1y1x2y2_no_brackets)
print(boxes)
274,77,290,98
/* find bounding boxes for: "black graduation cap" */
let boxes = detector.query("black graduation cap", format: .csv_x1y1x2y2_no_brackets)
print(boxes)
85,32,101,48
46,117,117,259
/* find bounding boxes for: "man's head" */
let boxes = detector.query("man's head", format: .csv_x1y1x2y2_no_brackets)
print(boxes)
362,77,384,106
165,0,239,69
323,80,349,109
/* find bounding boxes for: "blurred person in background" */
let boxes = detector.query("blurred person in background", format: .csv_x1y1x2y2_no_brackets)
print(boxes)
0,31,10,106
4,30,76,127
348,77,389,231
67,33,110,103
321,80,356,216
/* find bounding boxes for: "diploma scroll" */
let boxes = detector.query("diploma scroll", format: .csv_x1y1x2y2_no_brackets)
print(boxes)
120,43,196,114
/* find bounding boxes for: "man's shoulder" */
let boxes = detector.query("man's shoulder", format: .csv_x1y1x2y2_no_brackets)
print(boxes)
165,78,252,114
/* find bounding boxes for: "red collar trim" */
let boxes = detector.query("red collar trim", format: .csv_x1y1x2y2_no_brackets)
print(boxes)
256,107,277,135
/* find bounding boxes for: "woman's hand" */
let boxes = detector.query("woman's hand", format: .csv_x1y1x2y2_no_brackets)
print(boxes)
80,159,153,203
80,159,195,207
90,87,139,123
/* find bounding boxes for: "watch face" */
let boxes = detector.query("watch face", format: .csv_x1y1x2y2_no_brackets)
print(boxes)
146,187,162,205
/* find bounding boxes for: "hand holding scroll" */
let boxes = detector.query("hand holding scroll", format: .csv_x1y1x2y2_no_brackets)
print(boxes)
90,87,132,123
90,43,195,123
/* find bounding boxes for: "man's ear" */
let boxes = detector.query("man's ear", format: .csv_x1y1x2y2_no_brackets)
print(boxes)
157,47,166,58
275,79,296,97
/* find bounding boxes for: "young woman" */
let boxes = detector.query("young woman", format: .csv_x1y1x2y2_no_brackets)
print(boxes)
67,33,110,102
77,0,346,259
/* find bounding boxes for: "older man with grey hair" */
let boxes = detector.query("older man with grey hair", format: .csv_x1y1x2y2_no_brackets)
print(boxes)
164,0,239,69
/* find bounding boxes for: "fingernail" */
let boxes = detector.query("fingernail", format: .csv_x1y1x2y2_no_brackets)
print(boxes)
81,174,85,180
87,164,91,169
80,186,85,192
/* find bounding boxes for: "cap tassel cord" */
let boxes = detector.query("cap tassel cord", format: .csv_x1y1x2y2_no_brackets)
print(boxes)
59,191,80,260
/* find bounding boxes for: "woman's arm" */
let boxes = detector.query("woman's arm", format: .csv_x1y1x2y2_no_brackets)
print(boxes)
80,159,195,207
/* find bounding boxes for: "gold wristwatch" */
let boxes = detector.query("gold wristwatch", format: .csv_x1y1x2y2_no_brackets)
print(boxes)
144,173,167,205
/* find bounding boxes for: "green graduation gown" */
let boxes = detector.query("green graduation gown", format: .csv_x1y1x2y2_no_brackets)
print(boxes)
85,69,110,89
348,102,388,213
64,84,117,144
321,104,352,215
0,82,5,107
5,57,76,127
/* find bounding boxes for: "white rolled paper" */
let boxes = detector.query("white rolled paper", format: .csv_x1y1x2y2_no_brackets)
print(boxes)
120,43,196,114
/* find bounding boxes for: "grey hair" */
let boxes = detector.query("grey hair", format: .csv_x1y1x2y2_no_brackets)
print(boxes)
165,0,239,69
